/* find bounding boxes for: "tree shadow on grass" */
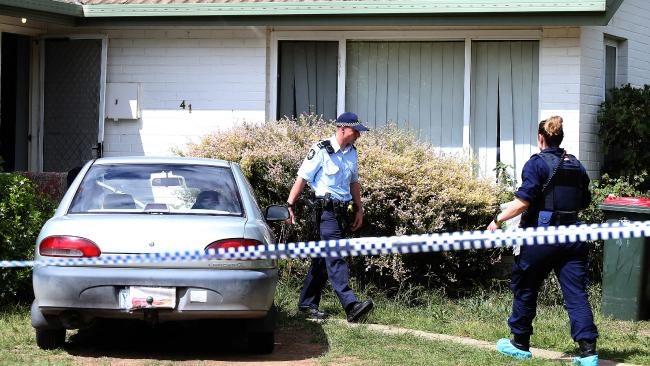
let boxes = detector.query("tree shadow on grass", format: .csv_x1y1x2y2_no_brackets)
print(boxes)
64,307,329,363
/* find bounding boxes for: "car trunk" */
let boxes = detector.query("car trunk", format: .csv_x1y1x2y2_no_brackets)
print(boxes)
38,214,272,269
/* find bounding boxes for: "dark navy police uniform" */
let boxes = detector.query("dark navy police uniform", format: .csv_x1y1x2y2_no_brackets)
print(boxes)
510,147,598,342
296,136,359,311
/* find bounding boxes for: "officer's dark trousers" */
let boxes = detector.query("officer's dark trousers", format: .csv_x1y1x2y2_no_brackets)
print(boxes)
298,210,358,310
509,241,598,342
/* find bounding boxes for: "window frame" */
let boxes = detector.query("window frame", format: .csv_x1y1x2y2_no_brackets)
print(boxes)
269,29,542,158
603,37,620,99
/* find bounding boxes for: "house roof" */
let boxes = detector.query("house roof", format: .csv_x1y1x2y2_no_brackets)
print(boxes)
0,0,624,26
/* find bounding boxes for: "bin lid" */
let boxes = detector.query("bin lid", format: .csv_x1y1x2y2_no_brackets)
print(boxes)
602,197,650,207
600,197,650,215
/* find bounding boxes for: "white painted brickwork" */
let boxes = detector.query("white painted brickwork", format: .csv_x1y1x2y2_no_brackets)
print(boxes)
578,26,605,176
579,0,650,176
103,29,267,157
539,27,582,169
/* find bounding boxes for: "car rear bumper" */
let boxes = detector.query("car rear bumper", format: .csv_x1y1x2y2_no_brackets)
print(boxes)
33,266,278,321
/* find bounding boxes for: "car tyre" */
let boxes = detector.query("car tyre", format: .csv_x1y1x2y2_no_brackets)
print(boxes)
248,331,275,354
35,327,65,350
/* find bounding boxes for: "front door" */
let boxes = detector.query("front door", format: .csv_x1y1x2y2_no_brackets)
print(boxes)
0,33,30,172
42,38,104,172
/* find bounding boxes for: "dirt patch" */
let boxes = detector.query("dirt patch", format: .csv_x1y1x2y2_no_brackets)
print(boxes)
62,320,327,366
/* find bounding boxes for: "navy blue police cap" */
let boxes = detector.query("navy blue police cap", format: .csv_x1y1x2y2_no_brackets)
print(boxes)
335,112,369,132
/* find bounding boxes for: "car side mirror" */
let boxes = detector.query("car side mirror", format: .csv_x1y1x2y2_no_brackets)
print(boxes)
265,205,289,222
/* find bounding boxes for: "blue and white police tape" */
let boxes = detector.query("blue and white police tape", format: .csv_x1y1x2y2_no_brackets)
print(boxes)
1,220,649,268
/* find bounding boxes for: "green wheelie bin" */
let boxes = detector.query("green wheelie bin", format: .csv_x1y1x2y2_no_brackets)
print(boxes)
599,197,650,321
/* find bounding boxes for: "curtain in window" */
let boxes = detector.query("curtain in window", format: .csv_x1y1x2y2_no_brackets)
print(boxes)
277,41,338,121
605,45,617,93
346,41,465,153
471,41,539,179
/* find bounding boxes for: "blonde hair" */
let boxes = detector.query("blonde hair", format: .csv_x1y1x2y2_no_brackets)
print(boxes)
538,116,564,147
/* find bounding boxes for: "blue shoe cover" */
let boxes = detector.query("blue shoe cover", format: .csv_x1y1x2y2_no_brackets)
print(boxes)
572,355,598,366
496,338,532,359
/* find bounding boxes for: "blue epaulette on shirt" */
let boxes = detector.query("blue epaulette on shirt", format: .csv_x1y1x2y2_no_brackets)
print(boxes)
317,140,335,154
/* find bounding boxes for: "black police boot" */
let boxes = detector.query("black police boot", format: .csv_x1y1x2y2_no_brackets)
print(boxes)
298,305,328,320
512,333,531,352
578,339,597,357
346,299,374,323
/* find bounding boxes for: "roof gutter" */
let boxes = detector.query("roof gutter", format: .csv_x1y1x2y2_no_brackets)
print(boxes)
76,12,615,27
82,1,607,17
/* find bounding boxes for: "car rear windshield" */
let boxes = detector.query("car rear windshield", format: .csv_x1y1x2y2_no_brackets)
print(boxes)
68,163,243,215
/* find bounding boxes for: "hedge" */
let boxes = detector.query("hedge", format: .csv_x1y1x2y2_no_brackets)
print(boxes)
181,117,499,292
0,173,57,305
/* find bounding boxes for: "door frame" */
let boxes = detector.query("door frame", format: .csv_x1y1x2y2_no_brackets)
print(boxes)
35,34,107,172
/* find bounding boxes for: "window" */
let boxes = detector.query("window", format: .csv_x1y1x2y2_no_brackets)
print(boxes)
276,41,338,121
273,34,542,178
604,37,625,99
604,45,617,92
69,164,242,215
346,41,465,152
470,41,540,178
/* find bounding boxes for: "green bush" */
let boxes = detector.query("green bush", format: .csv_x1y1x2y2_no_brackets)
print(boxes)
181,117,499,292
0,173,57,305
598,84,650,186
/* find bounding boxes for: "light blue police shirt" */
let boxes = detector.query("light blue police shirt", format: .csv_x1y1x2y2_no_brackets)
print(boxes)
297,136,358,202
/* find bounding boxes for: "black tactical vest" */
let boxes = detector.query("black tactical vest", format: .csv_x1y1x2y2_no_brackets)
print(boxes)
520,151,585,228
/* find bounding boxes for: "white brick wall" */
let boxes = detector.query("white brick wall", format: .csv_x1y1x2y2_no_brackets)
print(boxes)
102,28,267,157
539,27,582,166
578,27,604,176
578,0,650,176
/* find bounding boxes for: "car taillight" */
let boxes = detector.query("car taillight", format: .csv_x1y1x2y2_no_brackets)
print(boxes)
39,236,101,258
205,239,262,250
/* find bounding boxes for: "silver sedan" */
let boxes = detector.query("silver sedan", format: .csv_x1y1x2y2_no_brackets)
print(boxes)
31,156,288,353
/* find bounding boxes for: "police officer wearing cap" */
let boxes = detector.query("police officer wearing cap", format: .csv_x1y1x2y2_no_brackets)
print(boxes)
286,112,374,323
487,116,598,366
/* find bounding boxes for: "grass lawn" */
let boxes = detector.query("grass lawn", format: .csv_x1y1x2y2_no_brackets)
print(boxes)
308,322,563,365
0,303,563,366
0,279,648,365
275,280,650,365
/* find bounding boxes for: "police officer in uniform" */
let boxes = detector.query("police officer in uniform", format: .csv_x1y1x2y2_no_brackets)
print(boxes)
286,112,374,323
487,116,598,366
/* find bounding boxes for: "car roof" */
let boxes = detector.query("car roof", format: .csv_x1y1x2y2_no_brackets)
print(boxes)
91,156,232,168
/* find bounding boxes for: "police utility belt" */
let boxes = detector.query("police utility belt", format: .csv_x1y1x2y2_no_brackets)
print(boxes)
536,210,578,227
308,193,354,213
